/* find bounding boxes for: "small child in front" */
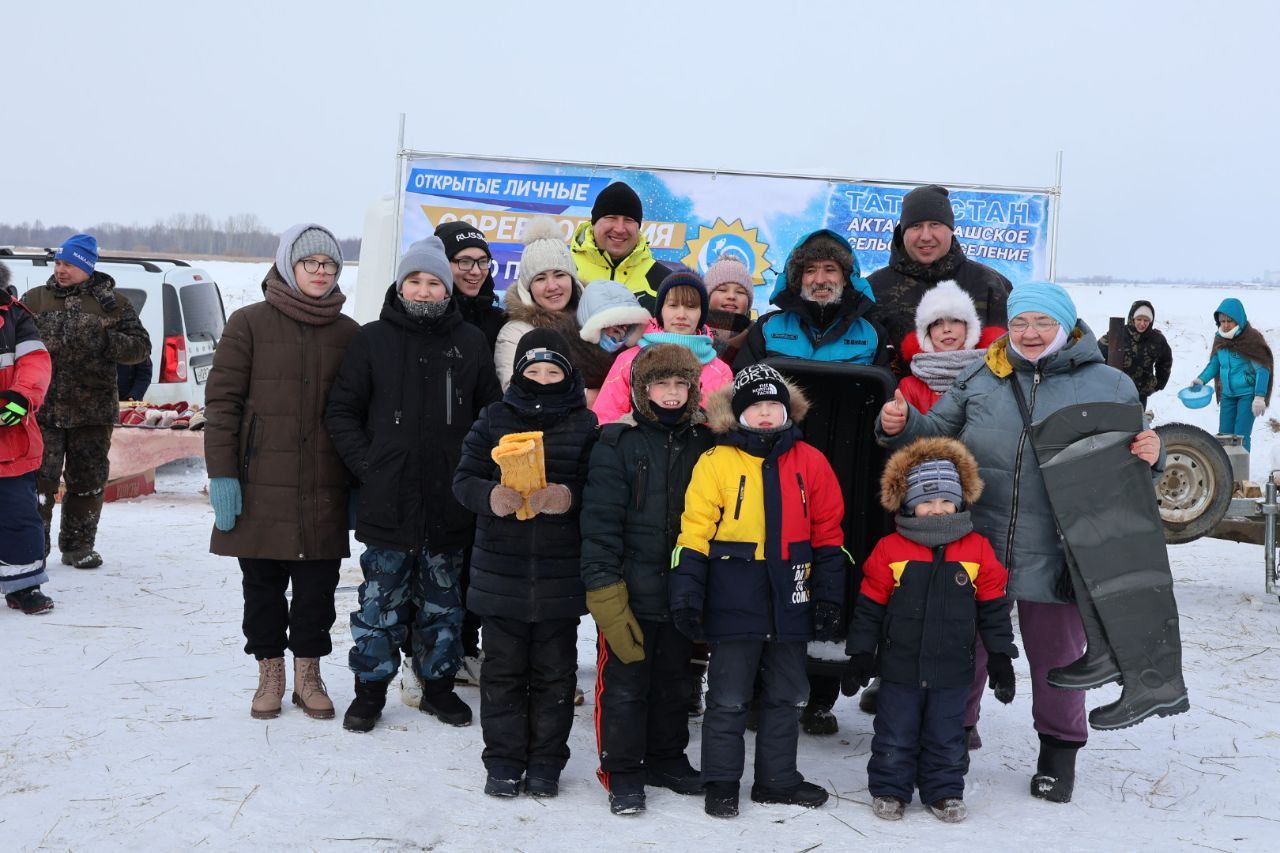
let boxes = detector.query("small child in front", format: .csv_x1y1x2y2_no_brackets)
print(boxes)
670,363,849,818
842,436,1017,823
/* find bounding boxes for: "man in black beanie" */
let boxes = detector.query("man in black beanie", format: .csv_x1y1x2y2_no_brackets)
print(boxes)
867,185,1010,371
571,181,670,314
434,221,506,350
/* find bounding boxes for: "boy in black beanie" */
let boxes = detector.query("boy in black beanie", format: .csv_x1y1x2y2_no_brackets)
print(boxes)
670,364,850,818
453,329,598,799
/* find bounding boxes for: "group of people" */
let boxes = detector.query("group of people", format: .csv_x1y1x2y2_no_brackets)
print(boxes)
2,234,151,616
4,177,1248,825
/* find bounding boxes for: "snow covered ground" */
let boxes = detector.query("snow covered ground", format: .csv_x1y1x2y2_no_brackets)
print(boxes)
4,263,1279,851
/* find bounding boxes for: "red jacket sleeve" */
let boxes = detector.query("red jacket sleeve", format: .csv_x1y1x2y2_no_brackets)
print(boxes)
805,446,845,550
897,375,939,414
8,302,51,408
971,533,1009,602
858,537,896,605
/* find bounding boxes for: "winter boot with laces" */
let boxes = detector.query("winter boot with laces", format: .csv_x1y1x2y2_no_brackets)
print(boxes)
929,797,968,823
6,585,54,614
1030,734,1083,803
251,657,286,719
419,677,473,726
704,781,740,818
61,549,103,570
343,676,390,732
292,657,334,719
872,795,906,820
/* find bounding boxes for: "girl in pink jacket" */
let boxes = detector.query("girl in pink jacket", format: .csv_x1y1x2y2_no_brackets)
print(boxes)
593,272,733,425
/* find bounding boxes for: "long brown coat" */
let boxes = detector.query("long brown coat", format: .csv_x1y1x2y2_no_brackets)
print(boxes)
203,270,359,560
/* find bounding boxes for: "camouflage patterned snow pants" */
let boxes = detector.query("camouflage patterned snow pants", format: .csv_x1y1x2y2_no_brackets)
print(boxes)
36,424,112,558
348,546,465,684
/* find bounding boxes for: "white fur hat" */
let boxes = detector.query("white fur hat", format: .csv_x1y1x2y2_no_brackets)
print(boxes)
511,216,582,307
914,280,981,352
577,280,651,343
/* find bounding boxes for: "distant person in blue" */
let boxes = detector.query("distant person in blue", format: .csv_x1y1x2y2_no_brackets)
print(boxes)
1192,298,1272,451
734,230,887,370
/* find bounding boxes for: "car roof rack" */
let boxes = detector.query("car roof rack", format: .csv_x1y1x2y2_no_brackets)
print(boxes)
0,247,191,273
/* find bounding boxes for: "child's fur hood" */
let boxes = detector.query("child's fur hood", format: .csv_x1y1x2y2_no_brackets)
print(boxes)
880,436,983,512
704,375,810,434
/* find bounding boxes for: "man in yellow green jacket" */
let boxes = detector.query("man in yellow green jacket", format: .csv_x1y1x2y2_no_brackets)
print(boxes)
571,182,669,314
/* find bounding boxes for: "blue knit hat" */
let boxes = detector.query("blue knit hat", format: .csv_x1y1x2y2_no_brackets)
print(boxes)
56,233,98,275
1007,281,1077,333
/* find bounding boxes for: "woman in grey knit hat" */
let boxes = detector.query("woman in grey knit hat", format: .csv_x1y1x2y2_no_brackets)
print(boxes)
204,223,360,722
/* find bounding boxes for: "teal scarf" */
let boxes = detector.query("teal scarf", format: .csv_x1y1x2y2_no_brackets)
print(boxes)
639,329,717,365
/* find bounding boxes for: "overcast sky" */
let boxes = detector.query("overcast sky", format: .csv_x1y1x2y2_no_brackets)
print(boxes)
4,1,1274,280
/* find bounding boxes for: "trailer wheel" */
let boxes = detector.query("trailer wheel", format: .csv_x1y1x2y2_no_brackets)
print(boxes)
1154,423,1233,544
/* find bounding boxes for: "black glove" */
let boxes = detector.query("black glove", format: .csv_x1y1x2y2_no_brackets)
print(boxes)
840,651,876,697
671,608,705,643
987,651,1016,704
0,390,30,426
812,601,843,642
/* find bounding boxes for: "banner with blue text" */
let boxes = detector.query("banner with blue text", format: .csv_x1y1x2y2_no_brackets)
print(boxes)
401,156,1053,300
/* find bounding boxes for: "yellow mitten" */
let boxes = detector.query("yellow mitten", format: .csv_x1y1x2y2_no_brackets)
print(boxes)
490,431,546,520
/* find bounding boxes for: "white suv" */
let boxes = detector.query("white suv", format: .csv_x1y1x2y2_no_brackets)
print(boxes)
0,249,226,407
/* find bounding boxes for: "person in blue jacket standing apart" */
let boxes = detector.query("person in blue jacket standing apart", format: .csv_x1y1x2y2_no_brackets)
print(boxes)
1193,298,1272,451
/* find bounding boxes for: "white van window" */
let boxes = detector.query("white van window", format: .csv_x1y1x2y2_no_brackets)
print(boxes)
178,281,225,343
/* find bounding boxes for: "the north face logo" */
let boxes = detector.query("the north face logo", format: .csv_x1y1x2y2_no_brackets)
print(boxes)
444,346,464,358
753,382,778,396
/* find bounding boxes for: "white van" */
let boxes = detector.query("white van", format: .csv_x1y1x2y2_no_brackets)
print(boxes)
0,249,227,407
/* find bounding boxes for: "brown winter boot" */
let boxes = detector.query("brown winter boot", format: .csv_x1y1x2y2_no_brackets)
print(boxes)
251,657,286,719
292,657,335,719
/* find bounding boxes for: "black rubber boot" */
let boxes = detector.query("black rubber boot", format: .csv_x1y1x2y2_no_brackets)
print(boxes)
525,764,561,798
1030,404,1189,730
419,677,474,727
1047,555,1122,690
484,766,524,798
342,677,390,733
1088,612,1190,730
1030,734,1083,803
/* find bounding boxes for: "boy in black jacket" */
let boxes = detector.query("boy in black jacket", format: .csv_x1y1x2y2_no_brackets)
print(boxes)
581,344,714,816
326,236,501,732
453,329,598,799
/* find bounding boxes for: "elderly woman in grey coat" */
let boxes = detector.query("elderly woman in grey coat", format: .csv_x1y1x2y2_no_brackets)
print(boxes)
876,281,1164,805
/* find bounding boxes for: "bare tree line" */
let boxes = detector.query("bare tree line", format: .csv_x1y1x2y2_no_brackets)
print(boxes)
0,214,361,261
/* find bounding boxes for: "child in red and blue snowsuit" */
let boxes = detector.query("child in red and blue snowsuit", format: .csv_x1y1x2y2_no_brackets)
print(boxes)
842,437,1017,823
0,263,54,613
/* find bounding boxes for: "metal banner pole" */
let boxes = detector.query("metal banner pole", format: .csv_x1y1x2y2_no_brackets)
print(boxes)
392,113,407,265
1049,150,1064,281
